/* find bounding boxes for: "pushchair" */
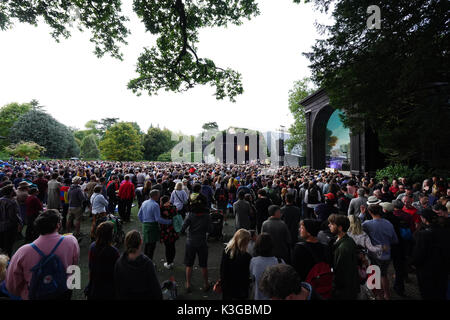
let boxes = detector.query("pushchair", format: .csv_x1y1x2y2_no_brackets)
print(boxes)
208,208,224,241
95,214,125,247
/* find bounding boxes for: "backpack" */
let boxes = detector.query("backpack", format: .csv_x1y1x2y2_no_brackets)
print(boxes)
307,187,319,204
300,242,333,299
28,237,68,300
398,219,413,241
172,214,184,233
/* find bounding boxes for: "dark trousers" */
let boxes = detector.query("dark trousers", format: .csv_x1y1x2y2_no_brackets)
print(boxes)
118,199,132,221
392,246,406,293
25,216,38,243
0,227,17,257
145,242,157,261
164,241,176,264
61,203,69,229
108,199,116,214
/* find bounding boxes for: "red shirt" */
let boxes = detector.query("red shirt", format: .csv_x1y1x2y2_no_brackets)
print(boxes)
402,205,420,225
25,195,43,218
118,181,135,200
389,186,399,195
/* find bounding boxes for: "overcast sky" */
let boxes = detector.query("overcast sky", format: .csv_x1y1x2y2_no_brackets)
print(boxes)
0,1,332,136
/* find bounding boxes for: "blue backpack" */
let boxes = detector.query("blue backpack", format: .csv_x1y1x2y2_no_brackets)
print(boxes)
28,237,68,300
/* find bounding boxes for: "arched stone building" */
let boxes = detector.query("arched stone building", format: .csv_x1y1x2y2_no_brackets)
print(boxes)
302,89,385,174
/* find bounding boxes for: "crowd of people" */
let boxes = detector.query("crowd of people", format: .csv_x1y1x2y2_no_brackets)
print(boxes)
0,159,449,300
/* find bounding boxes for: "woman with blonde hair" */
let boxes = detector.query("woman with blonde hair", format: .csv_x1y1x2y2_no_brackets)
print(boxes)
219,229,252,300
170,182,188,218
347,215,384,258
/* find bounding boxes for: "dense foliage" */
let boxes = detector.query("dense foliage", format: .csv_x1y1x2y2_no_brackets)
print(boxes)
99,122,144,161
9,109,79,159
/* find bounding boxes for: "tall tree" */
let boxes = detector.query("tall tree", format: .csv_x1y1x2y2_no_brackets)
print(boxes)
80,134,100,159
286,78,316,156
9,109,79,158
0,102,33,147
202,122,219,131
143,127,177,161
305,0,450,169
99,122,143,161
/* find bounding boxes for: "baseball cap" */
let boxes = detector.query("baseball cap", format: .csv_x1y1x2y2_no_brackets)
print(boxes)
325,193,335,200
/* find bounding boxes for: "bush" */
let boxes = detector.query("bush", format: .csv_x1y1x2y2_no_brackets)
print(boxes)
157,151,172,162
375,164,431,185
5,141,46,159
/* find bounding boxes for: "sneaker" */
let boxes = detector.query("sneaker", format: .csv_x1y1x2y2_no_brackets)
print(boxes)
164,262,173,270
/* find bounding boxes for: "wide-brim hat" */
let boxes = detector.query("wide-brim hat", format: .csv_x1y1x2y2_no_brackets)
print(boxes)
380,202,394,212
18,181,31,188
367,196,382,205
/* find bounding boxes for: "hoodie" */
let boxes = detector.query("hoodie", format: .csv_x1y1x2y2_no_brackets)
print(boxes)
114,253,162,300
68,184,86,208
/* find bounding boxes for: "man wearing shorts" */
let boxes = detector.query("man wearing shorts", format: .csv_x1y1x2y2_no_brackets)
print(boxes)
67,176,86,239
180,183,213,293
363,204,398,300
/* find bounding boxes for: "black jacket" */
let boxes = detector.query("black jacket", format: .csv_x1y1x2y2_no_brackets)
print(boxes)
281,204,302,245
220,250,252,299
114,253,162,300
411,224,450,299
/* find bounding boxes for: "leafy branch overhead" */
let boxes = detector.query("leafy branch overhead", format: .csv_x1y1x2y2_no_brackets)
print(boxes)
0,0,260,101
128,0,260,102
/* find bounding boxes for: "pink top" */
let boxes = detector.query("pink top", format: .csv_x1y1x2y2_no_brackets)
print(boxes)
5,232,80,300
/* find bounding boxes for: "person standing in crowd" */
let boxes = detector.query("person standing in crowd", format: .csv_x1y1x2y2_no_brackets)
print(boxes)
347,215,383,259
0,185,22,257
304,181,322,219
170,182,188,219
261,205,291,264
90,185,109,241
348,188,368,216
60,178,71,230
280,193,301,246
314,193,338,222
412,209,450,300
5,210,79,300
138,190,172,262
32,172,48,204
181,183,212,293
291,219,331,282
250,233,285,300
106,175,119,214
86,221,120,300
67,176,86,239
118,175,135,223
219,229,252,300
327,214,360,300
24,188,43,243
362,204,398,300
255,189,272,234
47,173,61,211
380,202,407,297
233,191,251,230
114,230,162,300
16,182,30,235
159,195,179,270
258,264,322,300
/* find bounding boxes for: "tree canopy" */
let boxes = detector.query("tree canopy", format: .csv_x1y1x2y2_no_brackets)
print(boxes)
99,122,143,161
0,102,33,147
143,127,177,161
286,78,316,155
80,134,101,159
9,109,79,159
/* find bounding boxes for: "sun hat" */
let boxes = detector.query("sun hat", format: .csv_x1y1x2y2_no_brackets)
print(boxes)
380,202,394,212
367,196,381,205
